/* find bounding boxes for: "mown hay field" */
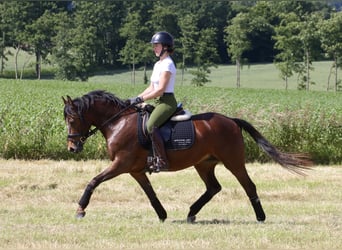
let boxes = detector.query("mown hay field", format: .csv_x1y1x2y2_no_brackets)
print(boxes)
0,159,341,249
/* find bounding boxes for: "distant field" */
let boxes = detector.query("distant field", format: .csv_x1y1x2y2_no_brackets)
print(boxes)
0,159,341,249
2,47,340,91
89,61,339,91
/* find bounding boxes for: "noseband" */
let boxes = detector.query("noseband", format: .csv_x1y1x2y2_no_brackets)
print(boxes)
67,130,96,145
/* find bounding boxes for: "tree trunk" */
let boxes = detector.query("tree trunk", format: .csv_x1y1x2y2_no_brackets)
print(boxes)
181,54,185,86
327,60,334,91
334,56,338,92
236,58,240,88
143,62,147,84
306,50,310,91
285,62,288,90
0,32,5,75
14,45,21,79
36,50,41,80
285,75,288,90
132,53,135,85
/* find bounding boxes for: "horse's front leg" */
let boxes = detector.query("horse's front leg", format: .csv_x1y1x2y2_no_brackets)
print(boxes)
76,159,124,219
130,172,167,222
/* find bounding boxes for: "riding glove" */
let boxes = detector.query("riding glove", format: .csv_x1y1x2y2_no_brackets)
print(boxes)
129,96,144,105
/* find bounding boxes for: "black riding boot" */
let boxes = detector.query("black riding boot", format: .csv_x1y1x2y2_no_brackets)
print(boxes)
150,126,169,172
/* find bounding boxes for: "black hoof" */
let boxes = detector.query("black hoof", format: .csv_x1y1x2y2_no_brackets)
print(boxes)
76,211,86,219
187,215,196,223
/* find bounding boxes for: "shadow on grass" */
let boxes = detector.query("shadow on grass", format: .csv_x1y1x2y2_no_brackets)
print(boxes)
172,218,231,225
171,218,309,225
172,218,313,226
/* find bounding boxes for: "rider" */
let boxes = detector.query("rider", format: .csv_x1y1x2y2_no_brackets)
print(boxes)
129,31,177,172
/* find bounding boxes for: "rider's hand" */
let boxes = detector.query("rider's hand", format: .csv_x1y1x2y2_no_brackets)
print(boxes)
129,96,144,105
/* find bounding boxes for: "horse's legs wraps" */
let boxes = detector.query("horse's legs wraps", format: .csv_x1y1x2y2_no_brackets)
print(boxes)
76,180,98,218
250,196,266,222
78,183,94,209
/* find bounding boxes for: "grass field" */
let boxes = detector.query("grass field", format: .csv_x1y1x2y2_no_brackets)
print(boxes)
1,48,341,249
2,47,340,91
89,61,340,91
0,159,341,249
0,78,341,162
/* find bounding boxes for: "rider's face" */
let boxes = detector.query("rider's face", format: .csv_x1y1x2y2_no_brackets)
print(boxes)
152,43,163,57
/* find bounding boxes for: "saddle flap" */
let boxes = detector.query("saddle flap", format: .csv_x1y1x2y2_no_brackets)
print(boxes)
137,111,195,151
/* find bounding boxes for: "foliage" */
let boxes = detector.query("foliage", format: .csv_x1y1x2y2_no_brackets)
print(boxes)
224,12,252,88
319,12,342,91
119,6,151,84
189,64,211,87
1,1,340,87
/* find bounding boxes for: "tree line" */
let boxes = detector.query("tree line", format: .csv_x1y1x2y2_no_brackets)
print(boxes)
0,1,341,90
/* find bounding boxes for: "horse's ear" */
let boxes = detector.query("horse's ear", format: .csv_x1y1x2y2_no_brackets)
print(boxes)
62,95,73,104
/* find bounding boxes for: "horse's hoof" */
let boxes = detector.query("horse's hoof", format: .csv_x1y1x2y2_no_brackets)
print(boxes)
76,211,86,219
187,215,196,223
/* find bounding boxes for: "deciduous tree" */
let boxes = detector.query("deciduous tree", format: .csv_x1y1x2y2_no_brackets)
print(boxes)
224,12,251,88
320,12,342,91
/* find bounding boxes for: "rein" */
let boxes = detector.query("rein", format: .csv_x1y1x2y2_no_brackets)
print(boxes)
67,103,137,143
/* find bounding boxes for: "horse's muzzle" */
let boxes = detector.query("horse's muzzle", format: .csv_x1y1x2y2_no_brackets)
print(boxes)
67,141,83,153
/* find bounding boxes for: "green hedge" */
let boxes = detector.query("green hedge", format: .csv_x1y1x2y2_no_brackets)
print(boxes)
0,79,341,164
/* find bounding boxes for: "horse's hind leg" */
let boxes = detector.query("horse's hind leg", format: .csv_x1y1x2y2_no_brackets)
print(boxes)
224,160,266,222
187,161,222,223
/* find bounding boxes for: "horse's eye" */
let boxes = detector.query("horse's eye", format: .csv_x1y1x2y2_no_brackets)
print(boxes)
68,117,75,124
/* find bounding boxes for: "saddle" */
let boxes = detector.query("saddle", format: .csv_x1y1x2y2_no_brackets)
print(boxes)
136,103,195,151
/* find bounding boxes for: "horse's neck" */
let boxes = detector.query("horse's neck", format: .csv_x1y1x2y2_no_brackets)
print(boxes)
85,106,118,127
87,105,133,129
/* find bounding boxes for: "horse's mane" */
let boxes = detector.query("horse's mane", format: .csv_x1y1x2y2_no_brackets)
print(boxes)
64,90,127,118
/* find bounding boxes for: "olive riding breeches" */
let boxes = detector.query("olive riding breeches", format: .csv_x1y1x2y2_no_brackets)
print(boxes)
146,94,177,133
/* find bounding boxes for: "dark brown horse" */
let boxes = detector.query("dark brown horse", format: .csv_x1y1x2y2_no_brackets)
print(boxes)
63,90,312,223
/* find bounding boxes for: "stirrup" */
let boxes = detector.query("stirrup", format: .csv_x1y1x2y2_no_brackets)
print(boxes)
147,156,165,173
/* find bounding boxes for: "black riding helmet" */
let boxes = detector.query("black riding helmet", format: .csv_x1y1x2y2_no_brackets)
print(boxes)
150,31,174,47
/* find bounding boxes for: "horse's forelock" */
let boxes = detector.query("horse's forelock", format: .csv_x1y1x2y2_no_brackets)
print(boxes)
64,100,80,119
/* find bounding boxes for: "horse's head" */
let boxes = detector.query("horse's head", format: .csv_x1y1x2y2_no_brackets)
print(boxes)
63,90,130,153
62,95,92,153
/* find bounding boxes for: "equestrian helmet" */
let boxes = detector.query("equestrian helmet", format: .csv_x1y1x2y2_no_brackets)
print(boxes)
150,31,174,47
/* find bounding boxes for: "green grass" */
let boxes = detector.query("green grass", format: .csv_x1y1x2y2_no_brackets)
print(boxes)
0,79,341,163
0,159,341,249
89,61,340,91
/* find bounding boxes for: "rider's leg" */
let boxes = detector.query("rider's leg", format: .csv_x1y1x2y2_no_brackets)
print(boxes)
146,94,177,172
150,126,168,172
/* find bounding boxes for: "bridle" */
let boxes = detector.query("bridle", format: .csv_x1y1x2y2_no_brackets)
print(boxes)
67,103,137,145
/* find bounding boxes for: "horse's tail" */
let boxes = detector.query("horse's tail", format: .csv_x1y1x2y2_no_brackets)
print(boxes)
232,118,313,175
